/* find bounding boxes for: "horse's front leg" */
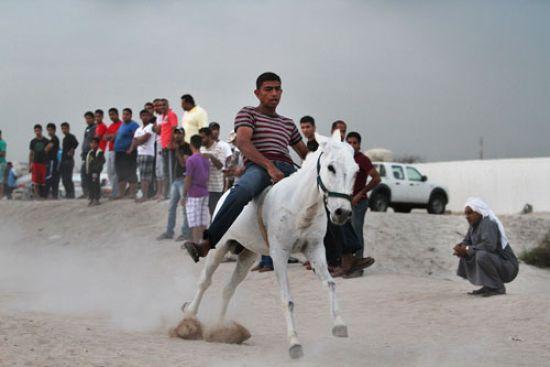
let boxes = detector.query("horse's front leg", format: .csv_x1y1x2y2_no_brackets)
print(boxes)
304,242,348,338
184,243,228,315
270,245,303,359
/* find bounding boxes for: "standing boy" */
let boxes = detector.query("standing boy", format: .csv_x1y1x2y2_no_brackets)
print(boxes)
114,108,139,198
300,116,319,152
199,127,227,215
157,128,192,240
29,124,50,199
95,109,108,151
4,162,17,199
80,111,96,198
131,109,156,202
184,135,210,243
44,123,60,199
86,137,105,206
60,122,79,198
105,108,122,198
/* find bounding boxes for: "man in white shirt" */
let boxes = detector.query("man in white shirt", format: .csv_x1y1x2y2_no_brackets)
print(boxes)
131,109,156,202
199,127,226,215
208,122,233,165
181,94,208,143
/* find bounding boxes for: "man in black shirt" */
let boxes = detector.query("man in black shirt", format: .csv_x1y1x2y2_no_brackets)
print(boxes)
300,115,319,152
80,111,96,198
44,123,60,199
29,124,50,199
157,128,192,241
60,122,79,198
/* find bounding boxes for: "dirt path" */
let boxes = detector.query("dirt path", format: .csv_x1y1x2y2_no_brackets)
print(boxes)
1,201,549,366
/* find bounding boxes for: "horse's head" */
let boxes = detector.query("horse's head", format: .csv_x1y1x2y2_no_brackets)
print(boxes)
316,131,359,225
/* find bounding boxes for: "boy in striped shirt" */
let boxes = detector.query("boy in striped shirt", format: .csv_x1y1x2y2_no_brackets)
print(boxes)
184,72,308,262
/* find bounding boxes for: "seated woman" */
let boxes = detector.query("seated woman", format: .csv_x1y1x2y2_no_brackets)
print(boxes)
453,197,519,297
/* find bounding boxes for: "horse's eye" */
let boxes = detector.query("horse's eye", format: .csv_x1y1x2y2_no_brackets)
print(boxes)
328,165,336,174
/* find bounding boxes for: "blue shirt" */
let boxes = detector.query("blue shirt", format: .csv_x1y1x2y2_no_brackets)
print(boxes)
114,120,139,152
7,168,17,187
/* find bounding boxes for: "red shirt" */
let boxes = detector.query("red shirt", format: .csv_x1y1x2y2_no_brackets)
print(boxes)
95,122,108,151
160,109,178,149
106,121,122,151
353,151,374,201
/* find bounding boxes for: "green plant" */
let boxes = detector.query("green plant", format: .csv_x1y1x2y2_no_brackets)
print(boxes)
520,231,550,268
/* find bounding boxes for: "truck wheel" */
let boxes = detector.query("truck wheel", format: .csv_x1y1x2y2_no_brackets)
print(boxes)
428,194,446,214
371,193,389,212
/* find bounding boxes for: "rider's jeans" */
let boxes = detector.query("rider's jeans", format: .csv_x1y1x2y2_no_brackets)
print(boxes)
205,161,296,248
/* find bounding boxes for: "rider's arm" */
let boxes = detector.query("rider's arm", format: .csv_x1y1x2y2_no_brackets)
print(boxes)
291,141,308,160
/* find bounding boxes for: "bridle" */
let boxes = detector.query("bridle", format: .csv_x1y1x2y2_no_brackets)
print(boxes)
316,152,352,203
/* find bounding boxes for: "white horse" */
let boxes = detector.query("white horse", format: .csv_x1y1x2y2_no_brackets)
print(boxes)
181,131,359,359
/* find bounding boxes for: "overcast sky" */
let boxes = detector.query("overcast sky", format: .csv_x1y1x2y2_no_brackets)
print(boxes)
1,0,548,163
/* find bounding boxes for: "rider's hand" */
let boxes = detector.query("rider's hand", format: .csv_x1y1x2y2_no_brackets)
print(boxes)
267,165,284,183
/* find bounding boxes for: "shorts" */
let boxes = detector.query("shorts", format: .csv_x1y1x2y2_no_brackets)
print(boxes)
115,151,138,183
32,162,47,185
186,196,210,228
137,155,155,182
0,162,5,184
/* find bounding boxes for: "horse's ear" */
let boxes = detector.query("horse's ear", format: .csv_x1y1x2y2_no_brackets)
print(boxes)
331,129,342,142
315,133,330,152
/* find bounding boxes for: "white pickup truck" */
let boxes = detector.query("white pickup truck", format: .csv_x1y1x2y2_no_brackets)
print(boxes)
369,162,449,214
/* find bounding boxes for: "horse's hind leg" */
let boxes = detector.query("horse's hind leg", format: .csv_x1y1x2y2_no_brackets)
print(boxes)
304,243,348,338
218,248,258,322
184,242,229,315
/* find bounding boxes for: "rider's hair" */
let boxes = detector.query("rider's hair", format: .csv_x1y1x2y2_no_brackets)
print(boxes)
256,72,281,89
331,120,347,131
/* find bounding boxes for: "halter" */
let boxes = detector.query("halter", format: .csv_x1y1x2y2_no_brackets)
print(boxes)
316,152,352,203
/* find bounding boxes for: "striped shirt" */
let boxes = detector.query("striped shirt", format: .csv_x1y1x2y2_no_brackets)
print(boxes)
234,106,301,164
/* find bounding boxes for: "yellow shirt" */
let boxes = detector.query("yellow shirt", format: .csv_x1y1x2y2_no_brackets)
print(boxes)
181,105,208,143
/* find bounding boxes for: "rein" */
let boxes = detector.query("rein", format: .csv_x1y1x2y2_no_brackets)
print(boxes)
316,152,352,202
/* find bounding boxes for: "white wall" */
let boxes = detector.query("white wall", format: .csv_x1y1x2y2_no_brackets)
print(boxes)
416,157,550,215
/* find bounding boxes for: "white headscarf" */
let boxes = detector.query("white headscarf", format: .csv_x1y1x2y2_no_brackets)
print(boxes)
464,197,509,249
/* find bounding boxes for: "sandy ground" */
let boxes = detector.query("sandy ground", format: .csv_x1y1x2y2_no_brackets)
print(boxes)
1,200,549,367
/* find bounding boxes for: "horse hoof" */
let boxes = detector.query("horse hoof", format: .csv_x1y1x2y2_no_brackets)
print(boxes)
289,344,304,359
332,325,348,338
